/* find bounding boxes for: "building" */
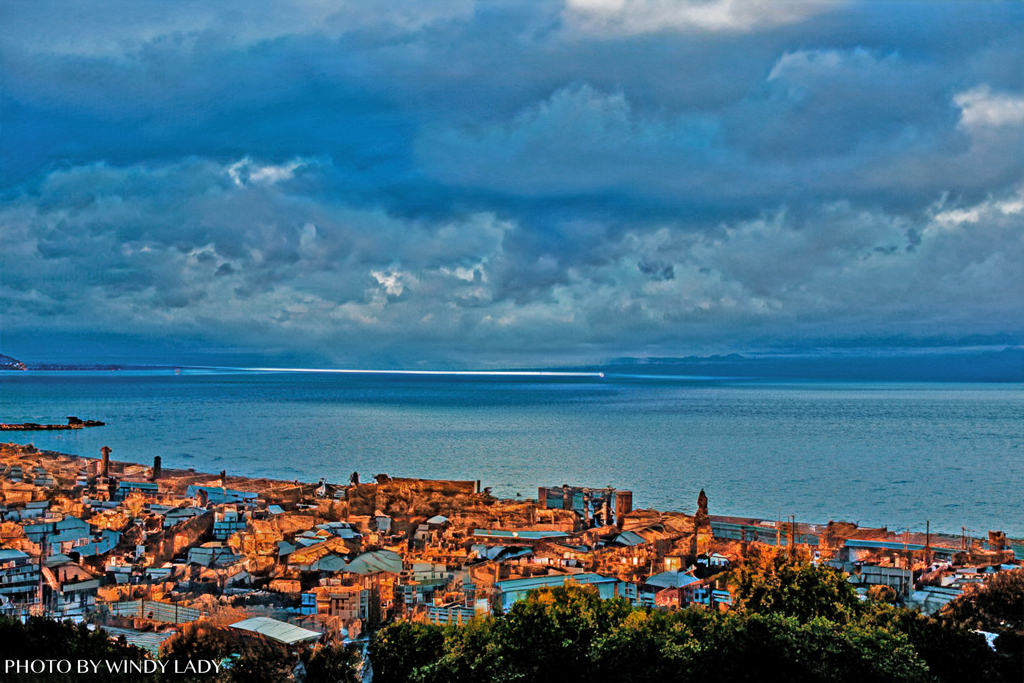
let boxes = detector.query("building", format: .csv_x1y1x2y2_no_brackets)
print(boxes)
492,573,625,612
0,548,39,613
42,562,100,617
229,616,322,646
537,486,633,527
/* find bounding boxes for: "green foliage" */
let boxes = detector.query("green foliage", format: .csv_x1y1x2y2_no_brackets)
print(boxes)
867,584,897,604
940,568,1024,635
689,611,930,682
413,615,502,682
729,544,862,623
589,608,702,682
862,603,1007,683
368,620,445,683
301,641,363,683
368,583,933,682
470,584,631,682
939,568,1024,679
732,548,1021,682
368,555,1024,682
0,616,154,683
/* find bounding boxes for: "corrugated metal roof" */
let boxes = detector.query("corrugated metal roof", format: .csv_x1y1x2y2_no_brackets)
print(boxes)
495,572,617,591
186,485,258,503
474,529,568,540
0,548,29,561
120,481,159,490
645,570,701,589
345,550,402,575
102,627,178,656
610,531,646,546
845,539,925,551
230,617,321,645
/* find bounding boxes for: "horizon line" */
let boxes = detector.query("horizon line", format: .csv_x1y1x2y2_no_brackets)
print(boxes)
236,366,606,378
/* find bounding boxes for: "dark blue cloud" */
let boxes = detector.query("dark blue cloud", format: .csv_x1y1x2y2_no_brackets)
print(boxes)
0,0,1021,365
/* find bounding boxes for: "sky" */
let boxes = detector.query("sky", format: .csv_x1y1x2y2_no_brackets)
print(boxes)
0,0,1022,367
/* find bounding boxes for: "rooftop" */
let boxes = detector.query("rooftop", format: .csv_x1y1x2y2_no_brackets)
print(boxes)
229,617,322,645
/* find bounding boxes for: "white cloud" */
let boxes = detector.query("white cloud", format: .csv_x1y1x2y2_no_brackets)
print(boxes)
930,186,1024,230
955,86,1024,131
564,0,834,35
767,48,899,83
372,270,406,297
227,158,306,187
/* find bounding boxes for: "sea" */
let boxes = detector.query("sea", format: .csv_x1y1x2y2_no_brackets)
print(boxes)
1,369,1022,538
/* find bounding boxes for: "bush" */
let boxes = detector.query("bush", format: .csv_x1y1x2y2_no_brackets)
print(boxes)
301,641,362,683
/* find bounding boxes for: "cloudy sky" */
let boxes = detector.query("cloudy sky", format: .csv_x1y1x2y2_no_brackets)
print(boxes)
1,0,1021,367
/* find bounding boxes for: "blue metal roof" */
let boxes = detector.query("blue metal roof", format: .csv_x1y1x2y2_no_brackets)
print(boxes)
120,481,159,490
845,539,926,551
474,529,568,540
186,485,258,503
495,573,617,591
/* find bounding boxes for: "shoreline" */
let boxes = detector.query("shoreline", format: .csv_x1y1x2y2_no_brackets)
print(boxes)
4,441,1020,554
0,438,1019,650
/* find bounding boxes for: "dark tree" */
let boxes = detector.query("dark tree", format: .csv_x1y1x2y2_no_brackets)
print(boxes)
301,641,362,683
160,621,292,683
940,568,1024,679
0,616,154,683
368,620,444,683
365,561,1021,682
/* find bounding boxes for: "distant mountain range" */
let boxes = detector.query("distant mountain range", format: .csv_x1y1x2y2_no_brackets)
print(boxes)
577,347,1024,383
22,363,123,371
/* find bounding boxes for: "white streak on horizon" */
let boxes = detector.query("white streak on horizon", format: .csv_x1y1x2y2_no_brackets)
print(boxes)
229,367,605,378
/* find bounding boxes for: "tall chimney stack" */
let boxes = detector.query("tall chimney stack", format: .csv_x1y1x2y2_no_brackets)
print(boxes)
152,456,162,481
100,446,111,478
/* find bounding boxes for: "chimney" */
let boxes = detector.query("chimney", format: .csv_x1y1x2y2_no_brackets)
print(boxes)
152,456,162,481
220,470,227,488
100,446,111,478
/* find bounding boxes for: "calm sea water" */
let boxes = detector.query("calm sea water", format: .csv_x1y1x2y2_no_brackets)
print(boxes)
1,370,1021,537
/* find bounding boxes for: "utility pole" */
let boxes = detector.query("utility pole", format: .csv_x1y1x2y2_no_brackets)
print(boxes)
925,521,931,566
37,532,47,616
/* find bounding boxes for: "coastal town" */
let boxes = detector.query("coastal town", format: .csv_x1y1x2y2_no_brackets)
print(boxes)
1,440,1020,661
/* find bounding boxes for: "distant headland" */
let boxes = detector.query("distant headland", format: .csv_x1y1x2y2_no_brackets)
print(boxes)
0,353,26,371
